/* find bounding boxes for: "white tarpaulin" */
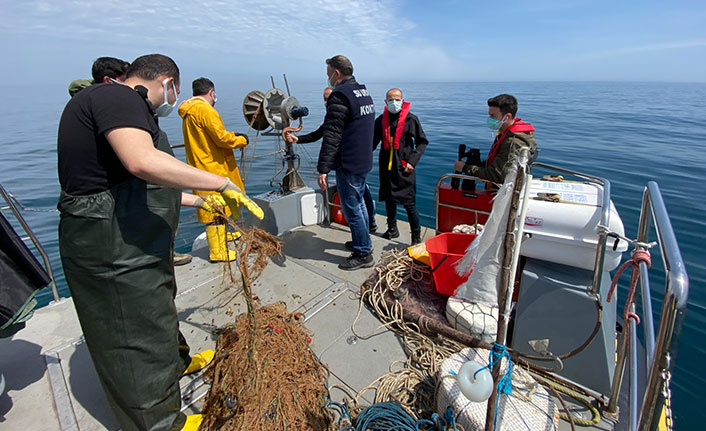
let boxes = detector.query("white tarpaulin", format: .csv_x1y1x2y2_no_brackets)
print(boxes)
453,158,522,305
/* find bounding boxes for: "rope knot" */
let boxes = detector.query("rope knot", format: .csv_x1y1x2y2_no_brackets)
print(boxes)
607,248,652,303
631,249,651,269
606,248,651,337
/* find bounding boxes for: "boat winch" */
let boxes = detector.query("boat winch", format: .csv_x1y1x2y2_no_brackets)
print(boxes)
241,77,326,236
242,79,310,193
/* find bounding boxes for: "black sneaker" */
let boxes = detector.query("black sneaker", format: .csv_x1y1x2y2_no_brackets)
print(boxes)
345,241,373,252
338,253,374,270
370,223,378,234
382,227,400,240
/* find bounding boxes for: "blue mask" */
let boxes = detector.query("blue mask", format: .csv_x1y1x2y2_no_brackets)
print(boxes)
486,117,504,130
387,99,403,114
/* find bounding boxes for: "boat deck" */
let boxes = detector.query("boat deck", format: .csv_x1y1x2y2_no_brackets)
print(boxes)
0,216,614,430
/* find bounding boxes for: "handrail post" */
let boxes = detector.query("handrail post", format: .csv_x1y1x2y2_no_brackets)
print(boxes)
607,327,628,414
637,182,689,430
637,187,656,368
590,179,610,295
628,310,639,431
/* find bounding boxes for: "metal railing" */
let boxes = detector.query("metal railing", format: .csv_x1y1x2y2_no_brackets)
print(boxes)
606,182,688,431
0,184,60,302
434,173,494,234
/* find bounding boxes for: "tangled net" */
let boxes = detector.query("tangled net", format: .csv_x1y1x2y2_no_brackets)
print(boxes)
200,302,333,431
198,209,333,431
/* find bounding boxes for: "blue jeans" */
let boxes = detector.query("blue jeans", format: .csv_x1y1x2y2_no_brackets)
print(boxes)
336,170,372,255
363,185,377,229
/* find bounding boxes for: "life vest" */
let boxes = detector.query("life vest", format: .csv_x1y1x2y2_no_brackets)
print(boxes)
382,101,411,170
486,118,534,166
382,101,411,150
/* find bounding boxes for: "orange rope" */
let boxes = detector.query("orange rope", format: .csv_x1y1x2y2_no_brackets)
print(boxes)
281,119,303,143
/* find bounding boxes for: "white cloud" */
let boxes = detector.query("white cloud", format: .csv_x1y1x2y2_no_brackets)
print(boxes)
1,0,465,81
3,0,406,56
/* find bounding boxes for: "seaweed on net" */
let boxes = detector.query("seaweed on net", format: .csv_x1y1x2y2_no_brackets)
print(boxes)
199,302,334,431
198,208,334,431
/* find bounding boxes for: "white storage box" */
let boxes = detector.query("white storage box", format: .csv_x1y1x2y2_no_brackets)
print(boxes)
300,192,325,226
520,180,627,271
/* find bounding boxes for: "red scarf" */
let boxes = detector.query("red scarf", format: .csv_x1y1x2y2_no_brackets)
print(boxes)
382,101,411,150
486,118,534,166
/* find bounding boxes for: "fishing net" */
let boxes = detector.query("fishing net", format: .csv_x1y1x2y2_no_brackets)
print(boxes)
445,297,498,343
198,210,334,431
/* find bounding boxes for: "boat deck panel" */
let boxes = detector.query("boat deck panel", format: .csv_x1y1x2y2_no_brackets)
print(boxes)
307,284,408,402
0,218,600,431
0,218,425,431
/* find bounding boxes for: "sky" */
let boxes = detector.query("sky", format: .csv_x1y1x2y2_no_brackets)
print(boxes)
1,0,705,85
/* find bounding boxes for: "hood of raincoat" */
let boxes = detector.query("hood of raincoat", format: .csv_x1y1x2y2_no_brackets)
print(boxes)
178,96,211,118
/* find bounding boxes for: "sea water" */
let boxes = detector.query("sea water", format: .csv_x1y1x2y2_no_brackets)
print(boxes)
1,80,704,428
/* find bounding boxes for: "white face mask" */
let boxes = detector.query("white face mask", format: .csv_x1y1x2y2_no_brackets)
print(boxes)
155,78,178,117
386,99,403,114
327,71,338,88
212,93,217,106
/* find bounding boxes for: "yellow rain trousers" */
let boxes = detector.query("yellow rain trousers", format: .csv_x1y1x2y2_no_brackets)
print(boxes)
178,97,248,223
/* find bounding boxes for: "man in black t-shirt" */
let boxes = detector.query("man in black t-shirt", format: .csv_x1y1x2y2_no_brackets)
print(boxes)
67,55,193,265
57,54,262,431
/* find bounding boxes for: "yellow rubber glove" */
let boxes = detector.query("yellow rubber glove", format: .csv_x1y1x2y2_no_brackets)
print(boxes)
194,194,226,213
218,178,264,220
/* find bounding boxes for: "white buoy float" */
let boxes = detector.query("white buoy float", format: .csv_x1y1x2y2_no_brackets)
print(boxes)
456,360,493,402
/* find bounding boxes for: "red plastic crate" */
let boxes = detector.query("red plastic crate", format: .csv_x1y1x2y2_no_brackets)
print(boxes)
426,232,476,296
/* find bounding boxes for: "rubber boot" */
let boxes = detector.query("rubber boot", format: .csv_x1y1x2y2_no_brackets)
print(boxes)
226,231,241,242
411,229,422,245
182,349,215,376
206,224,236,262
382,221,400,240
182,414,203,431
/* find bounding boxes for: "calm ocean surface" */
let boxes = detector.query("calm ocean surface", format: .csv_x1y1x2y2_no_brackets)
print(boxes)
1,81,704,428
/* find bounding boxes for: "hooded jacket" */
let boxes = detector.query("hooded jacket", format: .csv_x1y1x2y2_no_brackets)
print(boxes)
68,79,93,97
178,96,248,223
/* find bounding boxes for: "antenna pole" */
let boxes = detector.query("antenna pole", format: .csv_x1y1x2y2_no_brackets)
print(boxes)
283,73,291,96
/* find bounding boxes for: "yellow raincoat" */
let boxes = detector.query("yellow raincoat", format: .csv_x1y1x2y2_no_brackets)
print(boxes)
178,97,248,223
